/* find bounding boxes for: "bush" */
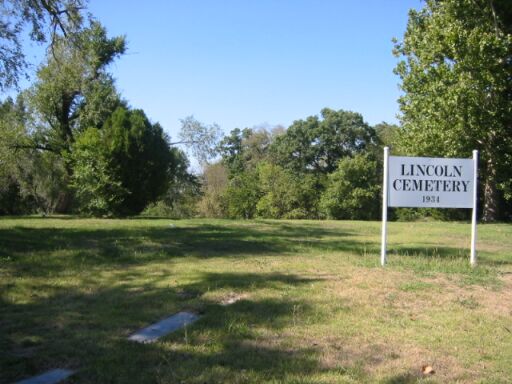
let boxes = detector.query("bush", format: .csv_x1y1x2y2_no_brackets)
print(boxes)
320,154,381,220
70,107,175,216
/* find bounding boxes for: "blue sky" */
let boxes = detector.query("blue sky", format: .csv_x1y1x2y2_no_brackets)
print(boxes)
39,1,423,141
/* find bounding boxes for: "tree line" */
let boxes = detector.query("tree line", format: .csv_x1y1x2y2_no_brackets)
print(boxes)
0,0,511,222
193,110,387,220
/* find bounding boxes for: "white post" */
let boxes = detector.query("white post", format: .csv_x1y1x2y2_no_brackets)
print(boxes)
470,150,478,266
381,147,390,266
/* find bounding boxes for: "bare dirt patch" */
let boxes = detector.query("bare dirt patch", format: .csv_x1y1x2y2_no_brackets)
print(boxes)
220,292,249,306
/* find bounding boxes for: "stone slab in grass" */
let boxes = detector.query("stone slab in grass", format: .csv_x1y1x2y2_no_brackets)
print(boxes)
128,311,200,343
14,369,75,384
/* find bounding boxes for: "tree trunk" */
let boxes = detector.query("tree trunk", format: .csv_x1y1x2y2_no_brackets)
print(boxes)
54,190,73,213
482,157,498,222
54,160,74,213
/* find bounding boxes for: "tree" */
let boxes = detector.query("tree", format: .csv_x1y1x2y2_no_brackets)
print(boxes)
256,162,321,219
374,122,399,149
0,97,26,181
178,116,222,165
1,114,70,213
68,127,126,216
217,127,272,176
320,154,381,220
26,21,125,153
217,127,251,175
71,113,197,217
0,0,87,91
225,170,261,219
270,108,378,174
0,96,57,214
159,148,200,217
197,162,229,218
75,106,175,216
394,0,512,221
0,97,30,213
11,21,125,211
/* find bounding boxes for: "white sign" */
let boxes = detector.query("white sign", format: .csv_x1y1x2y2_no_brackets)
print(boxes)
388,156,474,208
380,148,479,267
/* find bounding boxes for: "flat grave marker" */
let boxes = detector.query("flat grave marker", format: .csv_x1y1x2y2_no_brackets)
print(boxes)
128,311,200,343
14,369,75,384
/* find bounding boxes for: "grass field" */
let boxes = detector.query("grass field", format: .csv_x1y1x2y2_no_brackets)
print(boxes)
0,217,511,383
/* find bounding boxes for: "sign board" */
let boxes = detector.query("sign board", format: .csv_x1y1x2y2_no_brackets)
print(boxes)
388,156,474,208
380,148,478,267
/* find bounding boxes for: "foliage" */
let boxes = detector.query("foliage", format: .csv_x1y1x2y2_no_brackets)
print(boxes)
101,107,174,215
213,111,384,221
374,122,399,149
218,127,272,176
0,96,65,213
392,207,470,222
69,127,126,216
6,21,126,212
70,107,175,216
256,162,322,219
197,162,228,218
20,150,70,212
394,0,512,221
0,0,87,90
0,97,27,182
27,21,125,153
150,149,201,218
225,169,261,219
142,193,199,219
270,108,378,174
0,176,32,214
320,154,381,220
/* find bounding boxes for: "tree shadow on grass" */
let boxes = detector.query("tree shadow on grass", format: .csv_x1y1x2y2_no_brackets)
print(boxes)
0,270,342,383
383,373,420,384
1,220,506,284
0,222,356,278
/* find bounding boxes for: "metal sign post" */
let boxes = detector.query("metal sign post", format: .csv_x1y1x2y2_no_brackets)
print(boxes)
470,150,478,266
381,147,389,266
380,148,478,266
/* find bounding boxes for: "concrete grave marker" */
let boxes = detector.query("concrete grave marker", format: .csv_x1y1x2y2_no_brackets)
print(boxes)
128,311,199,343
14,369,75,384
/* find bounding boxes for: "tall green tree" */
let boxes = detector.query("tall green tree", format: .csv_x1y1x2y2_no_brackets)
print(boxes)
374,122,399,149
0,97,31,213
218,127,272,176
394,0,512,221
68,127,126,216
271,108,378,174
0,96,69,213
0,96,63,214
12,21,125,211
26,21,125,154
70,106,175,216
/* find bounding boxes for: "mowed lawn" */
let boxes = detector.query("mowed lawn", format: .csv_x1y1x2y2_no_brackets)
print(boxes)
0,218,511,384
